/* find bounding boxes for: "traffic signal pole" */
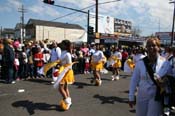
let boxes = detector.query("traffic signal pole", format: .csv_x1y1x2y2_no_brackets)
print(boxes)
170,1,175,46
95,0,98,33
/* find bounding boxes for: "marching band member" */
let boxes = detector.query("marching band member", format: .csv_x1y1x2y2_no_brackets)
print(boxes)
54,40,75,110
110,48,122,81
40,40,75,111
124,57,135,74
91,43,106,86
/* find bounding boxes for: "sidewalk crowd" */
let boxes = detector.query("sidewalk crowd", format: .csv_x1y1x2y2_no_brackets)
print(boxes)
0,37,175,115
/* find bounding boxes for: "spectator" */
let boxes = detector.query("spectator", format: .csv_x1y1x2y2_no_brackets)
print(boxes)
129,37,170,116
2,39,15,84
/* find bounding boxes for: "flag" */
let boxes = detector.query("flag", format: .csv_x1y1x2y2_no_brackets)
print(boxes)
38,59,60,76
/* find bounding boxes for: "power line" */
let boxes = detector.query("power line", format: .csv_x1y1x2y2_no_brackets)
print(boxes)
51,0,121,21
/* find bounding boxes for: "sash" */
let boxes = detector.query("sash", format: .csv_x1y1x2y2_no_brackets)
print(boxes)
53,62,78,88
142,56,162,101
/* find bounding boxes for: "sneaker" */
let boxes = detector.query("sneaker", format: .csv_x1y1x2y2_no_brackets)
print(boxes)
11,81,16,84
16,78,20,81
65,97,72,109
171,106,175,110
99,80,102,86
115,76,119,80
111,75,115,81
51,81,55,84
164,107,170,116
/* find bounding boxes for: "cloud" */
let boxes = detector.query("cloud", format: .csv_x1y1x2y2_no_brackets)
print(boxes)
0,0,21,12
27,0,60,19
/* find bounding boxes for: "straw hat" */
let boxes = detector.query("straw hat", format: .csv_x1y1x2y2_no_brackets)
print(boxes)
4,39,13,44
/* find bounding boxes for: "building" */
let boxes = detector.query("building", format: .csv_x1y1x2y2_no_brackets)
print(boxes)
25,19,87,43
89,13,132,44
114,18,132,37
14,23,26,40
1,28,15,39
155,32,174,46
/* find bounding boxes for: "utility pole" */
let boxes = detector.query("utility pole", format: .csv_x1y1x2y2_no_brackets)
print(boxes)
95,0,98,33
158,18,160,32
170,1,175,46
0,26,2,39
18,4,27,44
87,10,90,43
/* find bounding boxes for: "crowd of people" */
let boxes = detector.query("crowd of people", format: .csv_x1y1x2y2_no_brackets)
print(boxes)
0,37,175,115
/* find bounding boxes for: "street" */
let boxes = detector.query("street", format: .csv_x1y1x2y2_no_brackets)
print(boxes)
0,71,135,116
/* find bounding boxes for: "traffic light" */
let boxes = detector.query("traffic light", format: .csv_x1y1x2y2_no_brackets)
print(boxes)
88,26,94,35
43,0,55,5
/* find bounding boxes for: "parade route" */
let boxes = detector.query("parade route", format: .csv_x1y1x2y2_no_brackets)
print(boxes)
0,72,135,116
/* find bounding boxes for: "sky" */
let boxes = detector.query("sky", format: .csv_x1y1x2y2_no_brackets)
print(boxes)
0,0,174,36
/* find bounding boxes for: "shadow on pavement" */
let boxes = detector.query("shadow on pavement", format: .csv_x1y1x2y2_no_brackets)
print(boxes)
73,81,92,88
12,100,64,115
93,94,128,104
27,79,52,85
93,94,136,113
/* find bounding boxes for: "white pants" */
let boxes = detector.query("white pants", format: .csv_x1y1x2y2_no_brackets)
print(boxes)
136,93,162,116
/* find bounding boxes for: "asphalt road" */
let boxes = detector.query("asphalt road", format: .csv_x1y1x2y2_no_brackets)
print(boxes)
0,71,135,116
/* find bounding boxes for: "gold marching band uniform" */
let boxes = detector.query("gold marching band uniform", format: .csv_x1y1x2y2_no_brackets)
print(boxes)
39,59,77,111
126,58,135,71
109,55,121,68
91,56,106,86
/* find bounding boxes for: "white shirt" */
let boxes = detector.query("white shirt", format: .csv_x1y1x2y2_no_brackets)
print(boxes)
113,51,122,60
60,50,72,66
92,50,105,63
50,47,61,62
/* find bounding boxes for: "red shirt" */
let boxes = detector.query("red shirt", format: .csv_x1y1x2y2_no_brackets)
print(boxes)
34,52,44,67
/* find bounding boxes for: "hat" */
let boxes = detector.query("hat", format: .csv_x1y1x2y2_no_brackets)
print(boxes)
4,39,13,44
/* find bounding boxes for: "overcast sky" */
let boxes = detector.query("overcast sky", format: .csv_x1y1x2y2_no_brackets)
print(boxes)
0,0,174,36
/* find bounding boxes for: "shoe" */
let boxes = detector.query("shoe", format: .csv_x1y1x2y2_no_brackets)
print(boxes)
11,81,16,84
171,106,175,110
16,78,20,81
115,76,119,80
111,75,115,81
95,79,102,86
99,80,102,86
164,107,170,116
65,97,72,109
51,81,55,84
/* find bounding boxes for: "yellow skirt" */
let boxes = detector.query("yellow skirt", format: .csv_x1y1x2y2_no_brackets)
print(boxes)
60,69,75,84
91,62,103,71
113,60,121,68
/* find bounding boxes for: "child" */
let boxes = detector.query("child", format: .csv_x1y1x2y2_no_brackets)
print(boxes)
14,53,20,81
84,54,90,74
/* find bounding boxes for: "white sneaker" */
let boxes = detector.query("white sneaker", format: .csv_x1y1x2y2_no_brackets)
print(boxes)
65,97,72,109
51,81,55,84
171,106,175,110
98,80,102,86
115,76,119,80
111,75,115,81
164,107,170,116
11,81,16,84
